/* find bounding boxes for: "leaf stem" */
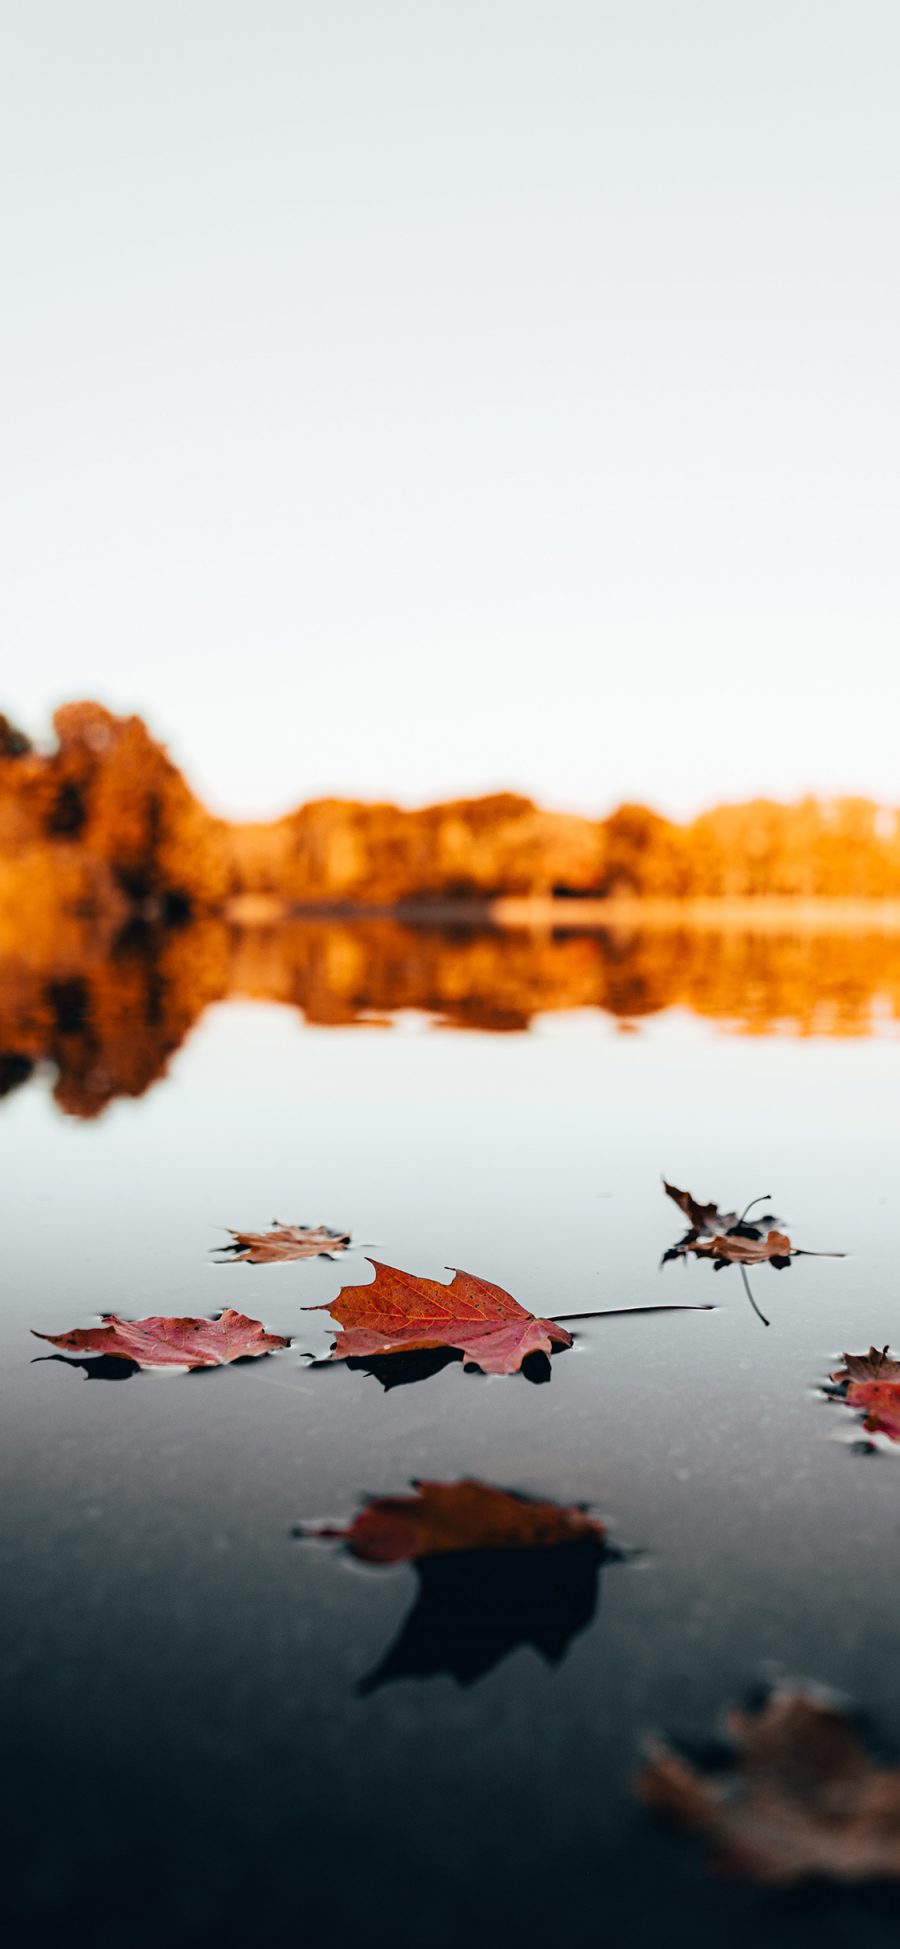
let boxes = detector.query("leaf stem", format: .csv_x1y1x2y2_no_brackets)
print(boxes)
738,1193,773,1224
550,1303,715,1322
740,1263,770,1328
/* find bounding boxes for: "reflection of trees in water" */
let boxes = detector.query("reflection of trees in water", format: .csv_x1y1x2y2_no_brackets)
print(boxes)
0,1051,34,1098
2,916,900,1117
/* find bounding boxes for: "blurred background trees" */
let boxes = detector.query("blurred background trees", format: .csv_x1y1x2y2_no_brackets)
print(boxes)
2,701,899,913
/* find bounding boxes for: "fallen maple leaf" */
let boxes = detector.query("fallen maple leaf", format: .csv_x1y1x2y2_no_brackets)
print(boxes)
662,1183,840,1273
305,1478,607,1562
662,1182,786,1265
32,1309,291,1371
833,1345,900,1385
663,1180,741,1233
217,1222,351,1264
637,1685,900,1886
300,1479,611,1688
830,1346,900,1444
678,1228,797,1268
307,1259,573,1375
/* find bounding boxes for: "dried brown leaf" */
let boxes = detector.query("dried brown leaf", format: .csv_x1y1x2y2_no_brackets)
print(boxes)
219,1222,351,1264
637,1687,900,1886
663,1180,737,1233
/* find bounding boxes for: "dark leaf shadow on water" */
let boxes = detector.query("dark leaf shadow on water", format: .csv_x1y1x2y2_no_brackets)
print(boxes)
313,1308,708,1390
344,1347,464,1390
31,1351,279,1383
337,1346,555,1389
31,1352,141,1382
356,1536,611,1692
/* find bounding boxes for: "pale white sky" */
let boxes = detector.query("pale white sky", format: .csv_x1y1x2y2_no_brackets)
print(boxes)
1,1,898,819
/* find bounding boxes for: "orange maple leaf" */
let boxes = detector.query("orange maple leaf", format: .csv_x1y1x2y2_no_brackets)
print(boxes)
306,1478,607,1562
308,1260,573,1375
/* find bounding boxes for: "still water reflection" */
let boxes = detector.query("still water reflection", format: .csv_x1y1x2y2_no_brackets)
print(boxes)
352,1537,609,1693
3,925,900,1946
4,914,900,1119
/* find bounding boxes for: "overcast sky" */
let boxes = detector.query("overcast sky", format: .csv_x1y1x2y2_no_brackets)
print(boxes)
2,2,897,818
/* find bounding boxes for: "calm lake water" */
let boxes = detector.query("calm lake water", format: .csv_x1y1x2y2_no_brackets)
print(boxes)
4,935,900,1947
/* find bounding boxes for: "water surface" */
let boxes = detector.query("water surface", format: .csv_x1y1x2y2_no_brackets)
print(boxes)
4,937,900,1947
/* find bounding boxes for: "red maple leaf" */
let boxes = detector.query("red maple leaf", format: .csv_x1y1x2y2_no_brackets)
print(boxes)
306,1478,607,1562
307,1260,573,1374
831,1346,900,1443
32,1309,291,1370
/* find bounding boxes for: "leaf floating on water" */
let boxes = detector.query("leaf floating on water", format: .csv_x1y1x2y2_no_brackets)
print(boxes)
32,1309,291,1371
674,1228,799,1269
307,1259,574,1376
661,1180,840,1271
300,1479,612,1689
662,1180,779,1265
830,1345,900,1443
637,1685,900,1886
834,1346,900,1385
217,1222,351,1264
303,1478,607,1562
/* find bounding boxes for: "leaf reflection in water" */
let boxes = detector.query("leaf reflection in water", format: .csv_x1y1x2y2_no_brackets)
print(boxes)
298,1479,617,1689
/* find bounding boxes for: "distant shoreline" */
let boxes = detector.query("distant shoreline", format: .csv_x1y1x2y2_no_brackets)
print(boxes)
7,707,900,920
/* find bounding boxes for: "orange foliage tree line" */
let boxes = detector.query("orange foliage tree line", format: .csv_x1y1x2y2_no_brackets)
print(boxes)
2,701,899,912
